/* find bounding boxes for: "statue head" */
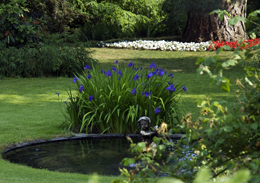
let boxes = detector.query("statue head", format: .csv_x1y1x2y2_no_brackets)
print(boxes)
137,116,151,131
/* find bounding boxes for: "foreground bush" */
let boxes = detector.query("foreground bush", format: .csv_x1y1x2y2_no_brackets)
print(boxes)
114,9,260,183
64,61,186,134
0,43,96,78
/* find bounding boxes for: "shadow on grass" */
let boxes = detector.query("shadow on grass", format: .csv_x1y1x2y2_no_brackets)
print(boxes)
95,56,242,75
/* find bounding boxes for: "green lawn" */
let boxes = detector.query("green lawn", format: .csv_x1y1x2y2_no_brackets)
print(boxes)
0,48,240,183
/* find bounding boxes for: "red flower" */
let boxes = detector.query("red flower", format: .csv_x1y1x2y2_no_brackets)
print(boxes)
208,38,260,51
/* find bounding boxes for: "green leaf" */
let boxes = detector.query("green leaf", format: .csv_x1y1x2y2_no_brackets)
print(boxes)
229,16,246,25
221,80,230,92
137,142,146,153
250,123,258,130
216,48,223,54
223,126,232,132
222,45,232,50
221,59,238,68
248,10,260,18
204,57,212,66
123,158,135,166
227,169,250,183
193,167,212,183
196,57,204,65
250,32,256,39
210,9,230,22
10,35,15,43
245,77,253,86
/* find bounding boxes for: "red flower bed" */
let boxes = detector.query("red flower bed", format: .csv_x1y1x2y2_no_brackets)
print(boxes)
208,38,260,51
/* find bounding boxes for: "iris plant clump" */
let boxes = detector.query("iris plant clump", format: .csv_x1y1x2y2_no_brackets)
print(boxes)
65,61,186,134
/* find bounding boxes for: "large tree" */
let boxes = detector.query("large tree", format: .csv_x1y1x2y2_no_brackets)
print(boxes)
182,0,248,42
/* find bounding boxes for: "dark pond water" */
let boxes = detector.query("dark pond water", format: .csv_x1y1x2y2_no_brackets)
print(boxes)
3,138,138,176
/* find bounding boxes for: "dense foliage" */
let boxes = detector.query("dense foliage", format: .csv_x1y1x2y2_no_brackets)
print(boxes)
68,0,166,40
64,61,186,134
0,0,42,47
0,43,96,78
1,0,260,44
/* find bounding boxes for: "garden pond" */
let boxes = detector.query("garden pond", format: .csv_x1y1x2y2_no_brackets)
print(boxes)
2,135,184,176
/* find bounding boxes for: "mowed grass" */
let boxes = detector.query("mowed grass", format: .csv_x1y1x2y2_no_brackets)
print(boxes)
0,47,241,183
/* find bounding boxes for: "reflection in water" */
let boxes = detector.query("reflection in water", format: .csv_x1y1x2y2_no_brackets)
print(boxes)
3,138,136,176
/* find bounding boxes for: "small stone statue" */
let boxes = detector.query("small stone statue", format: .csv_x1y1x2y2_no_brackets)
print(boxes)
137,116,168,156
137,116,157,145
136,116,158,156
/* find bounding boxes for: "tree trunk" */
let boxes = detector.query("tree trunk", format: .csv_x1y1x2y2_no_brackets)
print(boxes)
182,0,248,42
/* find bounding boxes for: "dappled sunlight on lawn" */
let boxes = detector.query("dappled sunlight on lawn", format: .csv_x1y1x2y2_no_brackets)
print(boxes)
0,93,65,104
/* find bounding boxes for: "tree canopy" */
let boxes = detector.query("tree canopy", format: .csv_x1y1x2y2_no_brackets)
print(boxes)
0,0,259,45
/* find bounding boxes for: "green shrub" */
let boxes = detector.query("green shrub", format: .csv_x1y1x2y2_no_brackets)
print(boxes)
0,0,42,47
0,43,96,78
64,61,186,134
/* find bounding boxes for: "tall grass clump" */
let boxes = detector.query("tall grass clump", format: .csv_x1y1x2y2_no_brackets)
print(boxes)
64,61,186,134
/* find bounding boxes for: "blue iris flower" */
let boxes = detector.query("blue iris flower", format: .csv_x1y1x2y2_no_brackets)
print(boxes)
79,85,85,92
182,86,187,92
114,60,119,64
89,95,94,101
87,74,91,79
165,84,175,92
150,62,156,69
133,74,141,81
117,70,123,77
155,107,161,114
142,91,152,97
73,76,79,83
84,65,91,70
112,66,117,72
105,70,112,76
130,88,136,95
168,74,173,78
147,72,154,79
128,62,134,67
152,68,159,75
158,69,166,76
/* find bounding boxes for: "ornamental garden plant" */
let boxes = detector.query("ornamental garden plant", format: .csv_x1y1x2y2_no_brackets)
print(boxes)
209,38,260,51
64,61,186,134
98,40,211,51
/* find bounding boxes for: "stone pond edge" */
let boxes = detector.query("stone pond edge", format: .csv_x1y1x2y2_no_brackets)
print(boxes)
1,133,184,156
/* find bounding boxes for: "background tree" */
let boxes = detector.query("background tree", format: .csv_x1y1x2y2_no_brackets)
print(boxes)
26,0,89,33
160,0,188,37
68,0,166,40
181,0,248,42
